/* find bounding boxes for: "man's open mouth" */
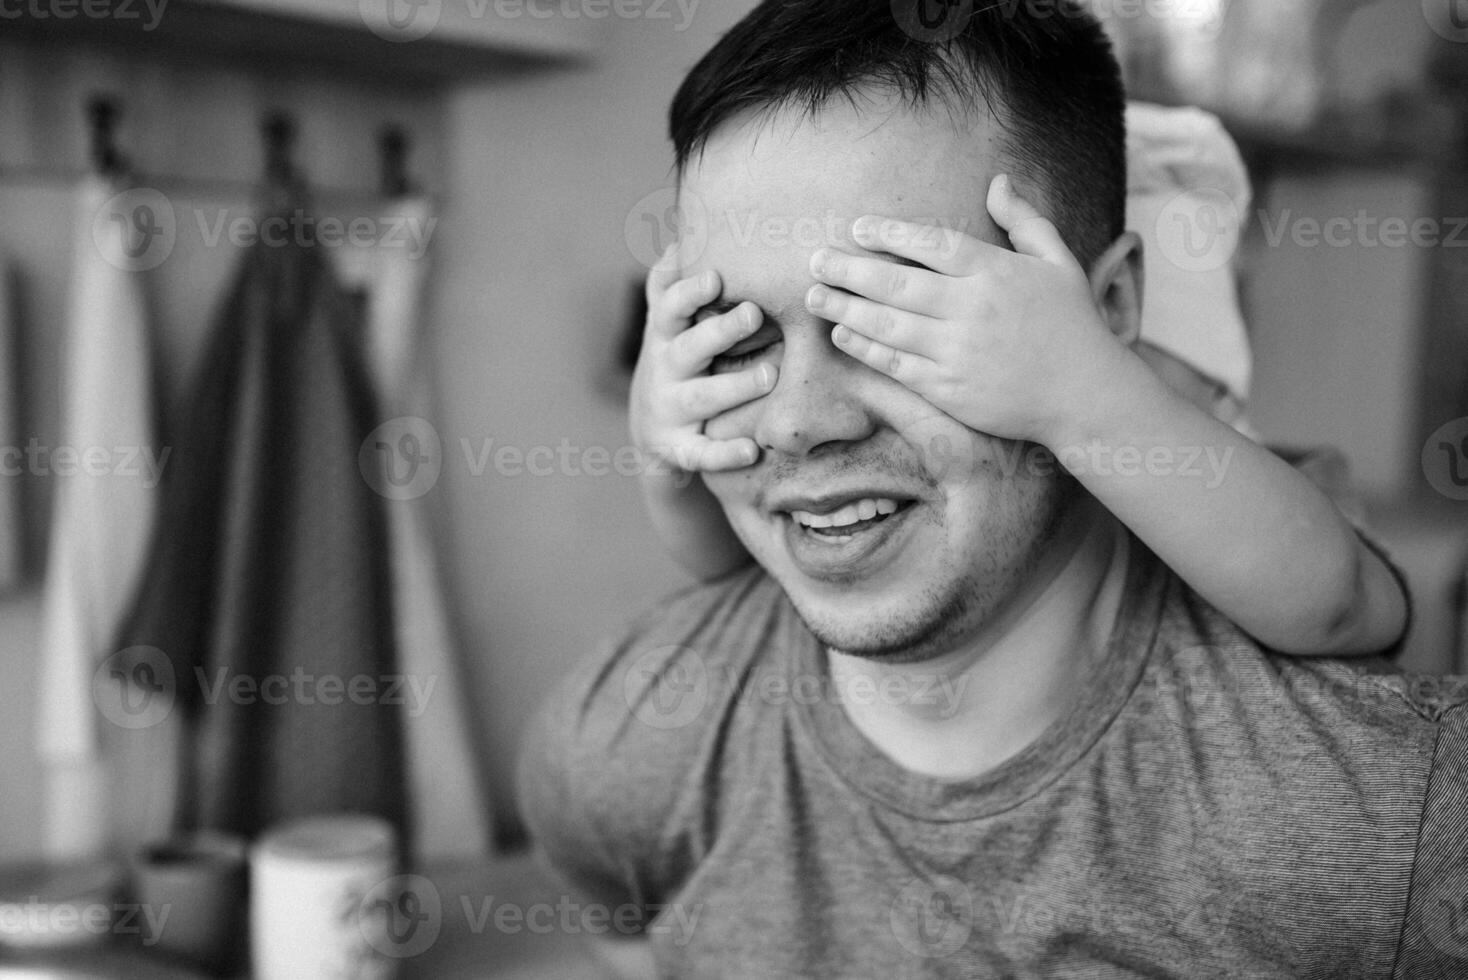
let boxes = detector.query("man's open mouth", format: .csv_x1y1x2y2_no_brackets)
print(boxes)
774,493,921,580
789,497,905,538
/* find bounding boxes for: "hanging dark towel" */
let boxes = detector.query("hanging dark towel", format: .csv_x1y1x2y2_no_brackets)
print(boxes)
116,215,405,840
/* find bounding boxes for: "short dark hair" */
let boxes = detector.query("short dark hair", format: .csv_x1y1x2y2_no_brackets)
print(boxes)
669,0,1126,268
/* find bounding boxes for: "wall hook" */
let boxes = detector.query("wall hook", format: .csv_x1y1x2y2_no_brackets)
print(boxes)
379,125,413,200
87,95,128,178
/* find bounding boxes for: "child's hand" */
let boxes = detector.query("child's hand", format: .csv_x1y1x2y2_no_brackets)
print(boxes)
630,247,777,474
806,175,1126,448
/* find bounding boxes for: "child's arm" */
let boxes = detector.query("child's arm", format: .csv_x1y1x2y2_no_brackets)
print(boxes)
1037,336,1407,657
629,248,764,581
808,176,1407,656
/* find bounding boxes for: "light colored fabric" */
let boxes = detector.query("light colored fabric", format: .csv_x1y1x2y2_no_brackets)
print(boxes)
336,197,490,860
0,261,22,593
36,177,161,858
1126,101,1254,406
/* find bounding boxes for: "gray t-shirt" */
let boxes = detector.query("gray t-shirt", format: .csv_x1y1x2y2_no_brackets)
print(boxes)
517,542,1468,978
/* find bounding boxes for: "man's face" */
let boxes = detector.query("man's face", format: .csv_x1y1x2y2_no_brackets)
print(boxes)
681,94,1078,662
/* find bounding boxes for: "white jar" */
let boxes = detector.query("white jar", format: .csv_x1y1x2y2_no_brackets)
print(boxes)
250,814,399,980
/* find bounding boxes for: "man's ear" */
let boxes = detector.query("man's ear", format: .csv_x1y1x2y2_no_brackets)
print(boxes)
1088,230,1143,347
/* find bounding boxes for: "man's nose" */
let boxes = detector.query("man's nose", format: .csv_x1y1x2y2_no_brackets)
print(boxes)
753,337,873,458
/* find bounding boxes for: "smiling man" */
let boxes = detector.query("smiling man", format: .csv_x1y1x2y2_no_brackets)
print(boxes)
516,2,1468,976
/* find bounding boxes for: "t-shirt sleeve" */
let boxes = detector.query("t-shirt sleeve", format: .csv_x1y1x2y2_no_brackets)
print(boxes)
1395,698,1468,978
515,642,647,918
514,570,775,933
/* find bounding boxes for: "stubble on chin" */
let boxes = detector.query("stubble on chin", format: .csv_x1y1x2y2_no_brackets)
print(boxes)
795,467,1077,665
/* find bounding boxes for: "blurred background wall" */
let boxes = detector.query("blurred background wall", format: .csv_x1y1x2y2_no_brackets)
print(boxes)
0,0,1464,861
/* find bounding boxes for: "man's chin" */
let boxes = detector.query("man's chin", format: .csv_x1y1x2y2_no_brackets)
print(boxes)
789,584,983,666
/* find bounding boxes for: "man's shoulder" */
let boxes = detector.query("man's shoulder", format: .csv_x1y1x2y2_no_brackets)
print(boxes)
518,563,792,793
611,562,795,669
515,565,794,897
1142,552,1467,749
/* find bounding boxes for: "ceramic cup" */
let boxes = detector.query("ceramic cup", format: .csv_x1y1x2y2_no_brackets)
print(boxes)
131,830,249,975
250,814,400,980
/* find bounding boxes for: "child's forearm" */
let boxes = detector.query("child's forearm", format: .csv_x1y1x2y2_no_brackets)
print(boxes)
1043,343,1407,656
641,471,753,582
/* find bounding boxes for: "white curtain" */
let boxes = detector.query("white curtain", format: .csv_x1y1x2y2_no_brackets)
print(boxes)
36,177,165,857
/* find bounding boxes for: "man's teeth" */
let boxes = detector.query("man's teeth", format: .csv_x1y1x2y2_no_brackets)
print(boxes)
791,498,900,530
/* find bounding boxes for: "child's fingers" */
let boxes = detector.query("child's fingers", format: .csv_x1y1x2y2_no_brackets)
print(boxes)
674,364,777,421
986,175,1080,270
674,436,760,473
644,242,681,300
647,269,722,339
809,248,946,318
848,215,986,278
830,323,933,389
668,302,763,371
805,283,936,358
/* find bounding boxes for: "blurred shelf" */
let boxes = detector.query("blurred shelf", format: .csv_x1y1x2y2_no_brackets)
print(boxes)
4,0,599,85
1228,107,1461,174
1124,84,1461,173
